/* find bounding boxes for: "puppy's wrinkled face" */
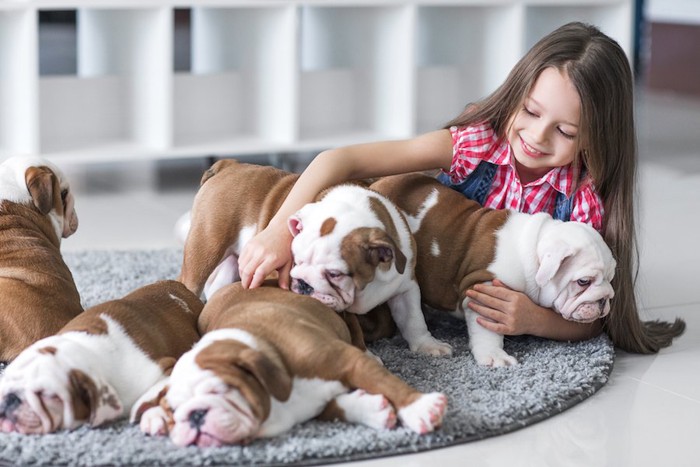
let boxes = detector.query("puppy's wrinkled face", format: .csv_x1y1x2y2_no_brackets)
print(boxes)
0,337,122,434
163,331,290,447
287,190,407,314
535,222,616,322
0,156,78,240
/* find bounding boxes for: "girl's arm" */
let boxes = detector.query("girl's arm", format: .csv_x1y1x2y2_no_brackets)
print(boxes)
238,129,455,289
465,279,603,341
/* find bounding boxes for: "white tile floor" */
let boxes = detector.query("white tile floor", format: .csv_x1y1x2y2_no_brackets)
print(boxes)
58,89,700,467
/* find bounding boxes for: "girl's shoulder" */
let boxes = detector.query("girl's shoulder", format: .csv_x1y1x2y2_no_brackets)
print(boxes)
449,122,506,163
449,121,499,149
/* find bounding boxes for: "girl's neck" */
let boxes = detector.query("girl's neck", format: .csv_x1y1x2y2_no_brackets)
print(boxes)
514,160,550,185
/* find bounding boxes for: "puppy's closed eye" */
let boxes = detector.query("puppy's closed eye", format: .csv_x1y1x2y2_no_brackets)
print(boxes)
576,278,592,287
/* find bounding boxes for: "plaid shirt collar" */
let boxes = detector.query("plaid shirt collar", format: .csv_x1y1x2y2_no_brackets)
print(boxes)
488,138,574,197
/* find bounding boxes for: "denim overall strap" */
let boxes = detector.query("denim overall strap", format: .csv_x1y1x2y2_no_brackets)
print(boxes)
552,190,573,221
552,167,588,221
436,161,498,205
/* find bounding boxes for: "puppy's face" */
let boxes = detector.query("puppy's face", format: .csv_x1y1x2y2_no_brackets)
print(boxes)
287,191,407,313
0,337,122,434
162,331,291,447
0,156,78,240
535,222,616,322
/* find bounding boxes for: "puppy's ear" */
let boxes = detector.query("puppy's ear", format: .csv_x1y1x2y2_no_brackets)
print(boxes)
68,369,123,427
535,240,576,287
236,348,292,402
288,214,303,237
25,166,56,215
366,229,407,275
129,379,170,426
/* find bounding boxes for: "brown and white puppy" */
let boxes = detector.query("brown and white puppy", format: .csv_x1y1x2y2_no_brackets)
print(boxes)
178,159,451,356
0,156,82,362
370,173,616,367
0,280,202,434
137,282,447,447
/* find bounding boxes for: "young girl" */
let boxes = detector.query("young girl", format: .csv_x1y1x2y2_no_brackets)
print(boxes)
237,22,685,354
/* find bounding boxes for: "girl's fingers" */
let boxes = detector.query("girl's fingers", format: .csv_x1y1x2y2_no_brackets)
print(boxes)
466,288,504,309
491,279,510,289
277,262,292,290
475,316,508,334
248,256,278,289
467,300,503,322
240,256,261,289
472,283,515,301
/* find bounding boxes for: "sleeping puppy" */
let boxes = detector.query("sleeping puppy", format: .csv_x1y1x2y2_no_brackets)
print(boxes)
370,173,616,367
0,156,83,362
0,281,202,434
178,159,451,356
137,282,447,446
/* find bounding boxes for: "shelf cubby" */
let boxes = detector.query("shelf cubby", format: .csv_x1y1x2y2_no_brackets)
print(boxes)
415,5,523,133
173,6,297,152
299,5,413,143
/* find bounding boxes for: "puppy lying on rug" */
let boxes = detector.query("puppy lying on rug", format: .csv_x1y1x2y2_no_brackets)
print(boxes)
0,281,202,434
137,282,447,447
370,174,616,367
0,156,83,362
178,159,450,356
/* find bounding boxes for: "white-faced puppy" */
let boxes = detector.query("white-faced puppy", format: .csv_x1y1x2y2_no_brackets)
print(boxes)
0,280,202,434
0,156,82,362
179,159,451,356
137,282,447,447
370,173,616,367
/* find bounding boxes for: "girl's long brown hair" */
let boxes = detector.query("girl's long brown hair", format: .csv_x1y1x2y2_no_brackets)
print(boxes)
445,22,684,353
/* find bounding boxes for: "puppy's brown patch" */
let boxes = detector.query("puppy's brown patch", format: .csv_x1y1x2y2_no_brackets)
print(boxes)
67,369,98,422
320,218,337,237
368,197,408,274
368,197,398,242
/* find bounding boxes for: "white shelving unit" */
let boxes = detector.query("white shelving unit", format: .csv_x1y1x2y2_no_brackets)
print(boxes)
0,0,632,164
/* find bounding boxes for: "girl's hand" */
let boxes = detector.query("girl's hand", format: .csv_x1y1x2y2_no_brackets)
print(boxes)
238,225,293,290
465,279,541,336
465,279,603,341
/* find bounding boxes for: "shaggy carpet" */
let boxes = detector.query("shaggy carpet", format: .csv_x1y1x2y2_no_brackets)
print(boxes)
0,248,614,466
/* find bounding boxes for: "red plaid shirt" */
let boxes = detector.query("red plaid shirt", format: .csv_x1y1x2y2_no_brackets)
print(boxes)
444,123,604,232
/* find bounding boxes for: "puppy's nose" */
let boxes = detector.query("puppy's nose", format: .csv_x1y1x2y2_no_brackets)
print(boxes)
296,279,314,296
188,409,208,429
0,393,21,416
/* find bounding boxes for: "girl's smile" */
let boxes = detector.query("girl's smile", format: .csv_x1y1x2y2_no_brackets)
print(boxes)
518,135,550,159
507,67,581,184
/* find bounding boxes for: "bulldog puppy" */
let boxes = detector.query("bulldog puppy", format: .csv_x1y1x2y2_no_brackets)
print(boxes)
0,280,203,434
0,156,82,362
177,159,299,300
179,159,451,356
370,173,616,367
136,282,447,446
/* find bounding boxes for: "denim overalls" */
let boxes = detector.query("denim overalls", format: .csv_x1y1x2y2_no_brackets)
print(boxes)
436,161,574,221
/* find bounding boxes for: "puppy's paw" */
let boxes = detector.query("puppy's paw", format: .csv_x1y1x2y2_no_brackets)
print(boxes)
398,392,447,434
336,390,397,430
139,406,170,437
472,347,518,367
412,336,453,357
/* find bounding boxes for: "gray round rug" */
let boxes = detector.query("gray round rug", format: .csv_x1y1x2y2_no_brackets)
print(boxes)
0,248,614,466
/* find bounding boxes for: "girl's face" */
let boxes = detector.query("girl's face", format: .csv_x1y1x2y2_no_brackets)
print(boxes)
507,67,582,184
